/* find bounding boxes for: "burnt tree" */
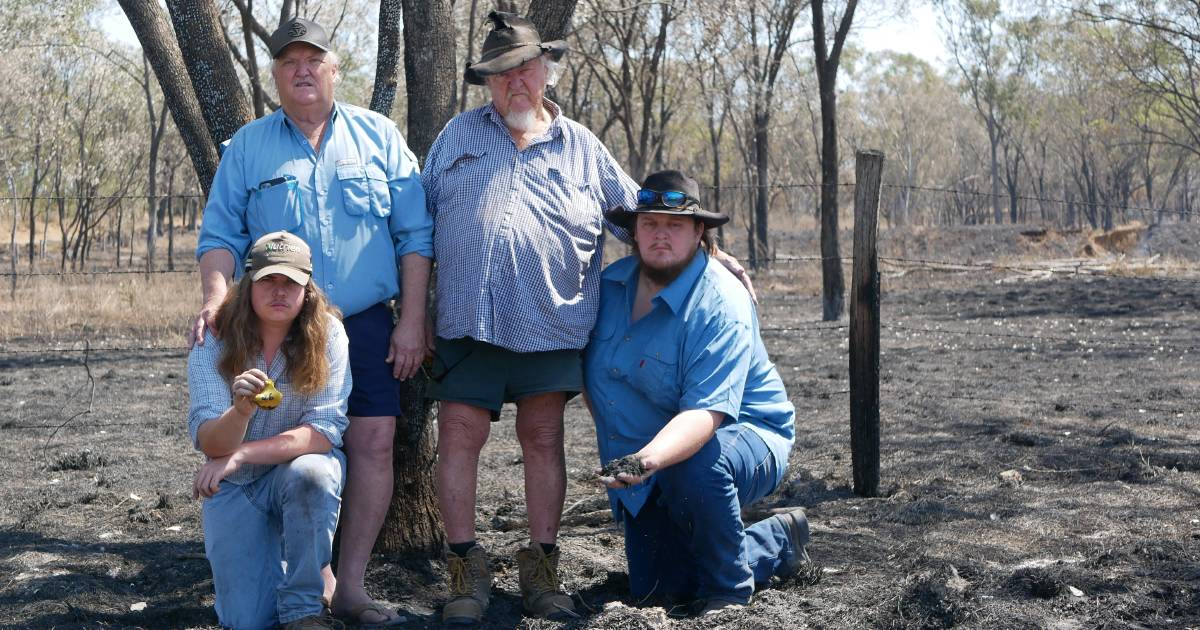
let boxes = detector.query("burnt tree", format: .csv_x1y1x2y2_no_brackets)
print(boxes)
812,0,856,320
116,0,219,195
164,0,254,148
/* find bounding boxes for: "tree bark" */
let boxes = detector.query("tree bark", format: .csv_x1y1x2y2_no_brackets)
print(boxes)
527,0,578,41
369,0,403,117
400,0,457,161
376,0,458,558
165,0,254,149
812,0,855,321
117,0,220,195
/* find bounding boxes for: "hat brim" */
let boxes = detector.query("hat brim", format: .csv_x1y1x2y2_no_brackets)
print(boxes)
250,264,311,286
465,40,568,85
271,38,331,58
607,206,730,230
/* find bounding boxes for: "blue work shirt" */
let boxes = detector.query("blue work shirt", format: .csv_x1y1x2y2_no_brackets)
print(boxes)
197,102,433,317
422,99,636,352
583,250,796,519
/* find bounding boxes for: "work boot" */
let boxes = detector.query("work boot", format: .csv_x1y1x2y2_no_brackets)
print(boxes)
774,508,812,579
442,545,492,626
515,543,578,620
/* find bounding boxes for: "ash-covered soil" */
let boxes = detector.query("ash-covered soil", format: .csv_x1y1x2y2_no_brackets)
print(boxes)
3,235,1200,629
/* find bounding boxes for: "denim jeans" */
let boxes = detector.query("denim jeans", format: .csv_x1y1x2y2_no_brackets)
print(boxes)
622,423,798,605
202,450,346,629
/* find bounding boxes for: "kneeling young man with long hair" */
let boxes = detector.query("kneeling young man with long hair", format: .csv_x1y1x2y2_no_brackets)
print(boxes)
188,231,350,630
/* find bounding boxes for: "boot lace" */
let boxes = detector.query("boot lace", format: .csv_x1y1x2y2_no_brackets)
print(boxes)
447,554,472,598
527,552,558,594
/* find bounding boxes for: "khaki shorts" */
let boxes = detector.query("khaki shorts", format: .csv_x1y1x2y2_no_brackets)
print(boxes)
426,336,582,419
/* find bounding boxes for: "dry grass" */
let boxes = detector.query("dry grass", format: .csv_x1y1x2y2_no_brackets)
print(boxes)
0,225,198,349
0,273,195,348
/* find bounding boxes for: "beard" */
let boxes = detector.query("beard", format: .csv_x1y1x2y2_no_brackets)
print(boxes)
503,107,537,131
636,245,699,287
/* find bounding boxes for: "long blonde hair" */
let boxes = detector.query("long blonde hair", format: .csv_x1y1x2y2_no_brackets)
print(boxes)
213,275,342,396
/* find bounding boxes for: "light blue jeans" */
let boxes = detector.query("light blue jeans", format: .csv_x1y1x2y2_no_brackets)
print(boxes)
202,450,345,630
622,423,799,605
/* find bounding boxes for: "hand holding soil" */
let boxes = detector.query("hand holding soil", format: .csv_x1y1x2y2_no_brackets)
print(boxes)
597,454,649,488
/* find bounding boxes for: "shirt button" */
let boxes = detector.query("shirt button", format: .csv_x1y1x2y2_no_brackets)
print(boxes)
610,368,618,375
608,401,614,406
623,336,631,342
326,283,333,290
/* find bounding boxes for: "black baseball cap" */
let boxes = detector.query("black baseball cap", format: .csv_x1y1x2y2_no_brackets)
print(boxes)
268,18,331,58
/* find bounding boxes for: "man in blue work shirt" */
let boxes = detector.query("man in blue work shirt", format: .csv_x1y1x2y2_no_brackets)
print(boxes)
584,170,810,616
190,18,431,628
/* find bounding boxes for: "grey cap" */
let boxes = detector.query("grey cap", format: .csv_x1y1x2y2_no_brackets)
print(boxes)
268,18,331,58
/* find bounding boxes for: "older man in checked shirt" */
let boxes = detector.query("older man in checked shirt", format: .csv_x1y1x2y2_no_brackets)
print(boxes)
421,11,752,626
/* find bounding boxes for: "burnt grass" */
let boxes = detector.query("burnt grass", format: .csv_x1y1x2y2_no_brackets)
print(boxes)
3,253,1200,628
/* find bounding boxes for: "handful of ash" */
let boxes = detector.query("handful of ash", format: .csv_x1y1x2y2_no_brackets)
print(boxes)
599,454,646,479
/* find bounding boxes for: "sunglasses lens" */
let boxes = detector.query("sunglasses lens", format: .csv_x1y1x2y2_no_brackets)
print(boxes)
637,189,658,205
661,191,687,207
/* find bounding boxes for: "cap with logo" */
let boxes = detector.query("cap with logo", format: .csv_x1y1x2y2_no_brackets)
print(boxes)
268,18,331,58
245,231,312,286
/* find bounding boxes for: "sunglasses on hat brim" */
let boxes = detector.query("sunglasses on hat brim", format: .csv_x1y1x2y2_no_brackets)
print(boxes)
637,189,701,208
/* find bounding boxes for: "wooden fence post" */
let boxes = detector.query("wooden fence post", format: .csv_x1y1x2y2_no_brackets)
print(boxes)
850,149,884,497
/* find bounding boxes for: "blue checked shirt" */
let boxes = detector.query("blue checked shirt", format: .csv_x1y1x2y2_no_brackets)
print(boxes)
422,100,638,352
187,316,352,486
197,102,433,318
583,251,796,519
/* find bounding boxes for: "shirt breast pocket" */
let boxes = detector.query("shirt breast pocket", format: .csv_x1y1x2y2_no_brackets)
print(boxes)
337,164,391,218
627,347,682,415
248,179,302,234
437,152,487,215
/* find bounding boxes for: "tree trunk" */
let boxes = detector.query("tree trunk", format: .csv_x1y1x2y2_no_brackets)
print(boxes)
117,0,220,195
165,0,254,149
400,0,457,161
459,0,480,113
812,0,855,321
369,0,402,117
527,0,578,41
376,0,458,558
753,107,770,266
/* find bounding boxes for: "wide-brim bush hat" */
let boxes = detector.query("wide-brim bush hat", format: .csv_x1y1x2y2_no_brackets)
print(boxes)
465,11,568,85
607,170,730,229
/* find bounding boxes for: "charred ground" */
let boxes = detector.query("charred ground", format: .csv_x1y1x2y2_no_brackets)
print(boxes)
2,225,1199,629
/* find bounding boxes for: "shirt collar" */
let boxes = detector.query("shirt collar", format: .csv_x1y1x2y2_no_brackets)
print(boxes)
280,101,340,131
654,249,710,314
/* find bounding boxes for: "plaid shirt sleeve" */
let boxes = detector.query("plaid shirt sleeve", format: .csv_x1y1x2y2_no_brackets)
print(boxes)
595,138,637,245
187,332,232,451
296,316,351,448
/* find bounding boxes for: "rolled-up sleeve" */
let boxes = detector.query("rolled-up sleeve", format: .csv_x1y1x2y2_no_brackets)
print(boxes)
298,317,352,447
187,332,232,450
196,135,253,262
387,126,434,259
680,316,751,420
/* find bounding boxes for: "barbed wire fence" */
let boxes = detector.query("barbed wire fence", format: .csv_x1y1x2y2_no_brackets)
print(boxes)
2,183,1197,459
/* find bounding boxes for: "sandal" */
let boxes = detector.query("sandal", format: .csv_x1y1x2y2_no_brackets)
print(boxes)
335,601,405,628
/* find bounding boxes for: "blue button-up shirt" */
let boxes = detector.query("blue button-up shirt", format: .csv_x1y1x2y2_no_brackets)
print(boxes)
422,100,637,352
187,315,351,486
197,102,433,317
583,250,796,519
